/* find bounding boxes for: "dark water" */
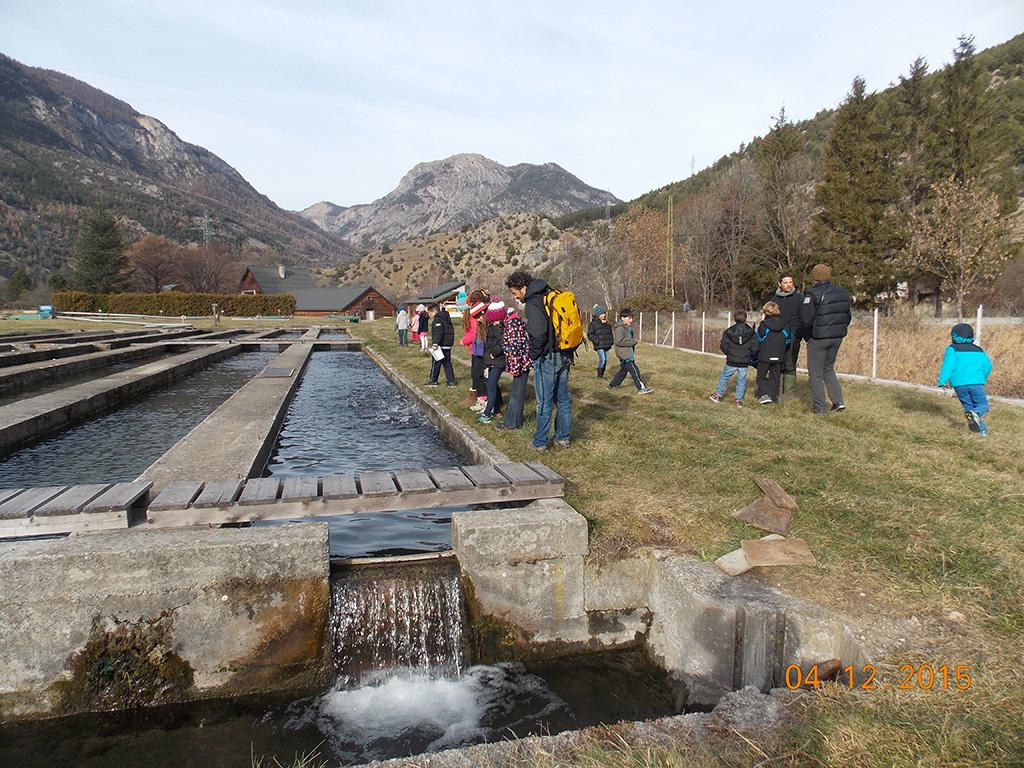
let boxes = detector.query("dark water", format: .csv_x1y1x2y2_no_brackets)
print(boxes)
0,353,167,407
259,352,465,558
0,351,279,487
0,650,675,768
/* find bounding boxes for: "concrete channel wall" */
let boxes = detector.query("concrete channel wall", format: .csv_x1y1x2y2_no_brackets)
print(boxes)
0,523,330,720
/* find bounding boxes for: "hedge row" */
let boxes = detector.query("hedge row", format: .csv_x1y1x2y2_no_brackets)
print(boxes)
51,291,296,316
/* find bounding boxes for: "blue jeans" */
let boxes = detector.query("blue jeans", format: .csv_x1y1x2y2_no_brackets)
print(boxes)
532,352,572,447
716,365,748,400
483,367,504,417
398,329,408,346
505,372,529,429
954,384,989,417
596,348,608,369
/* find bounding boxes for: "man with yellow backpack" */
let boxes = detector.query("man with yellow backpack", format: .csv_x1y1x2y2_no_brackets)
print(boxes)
505,271,583,450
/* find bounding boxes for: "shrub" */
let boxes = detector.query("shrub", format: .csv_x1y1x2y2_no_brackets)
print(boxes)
51,291,296,316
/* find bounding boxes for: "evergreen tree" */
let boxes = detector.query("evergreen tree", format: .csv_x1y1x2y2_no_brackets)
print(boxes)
6,268,35,302
937,35,997,184
812,77,901,303
71,206,126,293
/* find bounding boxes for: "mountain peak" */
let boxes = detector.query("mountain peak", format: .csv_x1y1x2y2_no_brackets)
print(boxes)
302,154,619,248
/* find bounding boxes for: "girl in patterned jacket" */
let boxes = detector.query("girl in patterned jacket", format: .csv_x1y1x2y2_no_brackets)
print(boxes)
496,306,532,431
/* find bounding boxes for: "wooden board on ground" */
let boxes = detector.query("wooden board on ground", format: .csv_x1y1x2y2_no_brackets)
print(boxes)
495,462,545,485
281,475,318,501
753,477,798,510
393,470,436,494
427,467,473,490
192,479,243,508
0,486,67,521
34,484,111,516
741,537,816,567
734,496,793,535
0,481,138,538
83,481,152,514
238,477,281,505
358,471,396,497
322,474,357,499
460,464,511,489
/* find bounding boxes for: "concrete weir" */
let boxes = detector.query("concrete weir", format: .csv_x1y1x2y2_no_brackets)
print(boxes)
0,344,240,454
140,337,316,490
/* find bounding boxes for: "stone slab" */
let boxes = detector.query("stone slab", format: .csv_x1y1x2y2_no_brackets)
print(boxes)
584,551,654,611
741,538,815,567
452,498,589,567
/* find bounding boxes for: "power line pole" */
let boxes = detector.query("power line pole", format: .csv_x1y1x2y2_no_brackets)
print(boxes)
198,210,213,245
666,195,674,296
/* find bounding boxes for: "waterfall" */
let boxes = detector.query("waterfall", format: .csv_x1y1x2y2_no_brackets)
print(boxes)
329,562,467,684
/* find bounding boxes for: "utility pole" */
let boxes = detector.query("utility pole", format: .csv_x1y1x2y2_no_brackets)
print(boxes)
666,195,674,297
198,210,213,245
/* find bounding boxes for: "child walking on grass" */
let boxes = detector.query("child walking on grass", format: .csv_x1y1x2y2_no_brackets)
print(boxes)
711,309,758,406
479,298,507,423
756,301,791,405
609,308,653,394
938,323,993,436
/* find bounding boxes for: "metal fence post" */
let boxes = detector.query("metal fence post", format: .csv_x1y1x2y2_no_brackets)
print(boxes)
976,304,984,345
871,307,879,380
671,312,676,347
655,311,659,346
700,311,706,353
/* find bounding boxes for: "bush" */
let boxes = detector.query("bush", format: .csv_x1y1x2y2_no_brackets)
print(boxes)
51,291,296,316
621,291,680,312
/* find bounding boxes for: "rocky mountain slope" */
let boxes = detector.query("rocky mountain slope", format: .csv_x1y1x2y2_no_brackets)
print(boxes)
302,153,619,249
0,52,356,279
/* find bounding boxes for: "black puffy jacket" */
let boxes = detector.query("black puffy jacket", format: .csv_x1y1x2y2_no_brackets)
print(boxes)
587,317,614,350
431,310,455,347
720,322,759,366
757,315,791,363
484,322,505,369
770,289,805,338
800,281,852,339
523,278,553,360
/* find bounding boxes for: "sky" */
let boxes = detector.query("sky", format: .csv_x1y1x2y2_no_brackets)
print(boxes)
2,1,1022,211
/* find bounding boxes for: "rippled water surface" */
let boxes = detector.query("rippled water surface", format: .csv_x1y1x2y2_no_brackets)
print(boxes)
0,350,278,487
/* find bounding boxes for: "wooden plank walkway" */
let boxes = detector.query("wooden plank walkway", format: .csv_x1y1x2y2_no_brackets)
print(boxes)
145,461,564,528
0,481,151,538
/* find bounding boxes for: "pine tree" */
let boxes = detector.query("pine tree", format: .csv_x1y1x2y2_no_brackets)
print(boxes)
812,77,901,303
71,206,126,293
7,268,35,301
937,35,995,184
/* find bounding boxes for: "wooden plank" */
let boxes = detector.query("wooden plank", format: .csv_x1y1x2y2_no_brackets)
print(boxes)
494,462,546,486
358,471,397,497
148,480,204,512
84,481,152,514
524,462,564,484
34,484,112,516
192,479,244,508
741,537,816,567
322,473,358,499
238,477,281,505
460,464,512,489
753,477,798,510
427,467,474,490
281,475,319,501
0,486,66,519
734,496,793,535
392,469,436,494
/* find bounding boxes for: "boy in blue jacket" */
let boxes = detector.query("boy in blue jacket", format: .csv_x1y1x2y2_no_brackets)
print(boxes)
937,323,993,436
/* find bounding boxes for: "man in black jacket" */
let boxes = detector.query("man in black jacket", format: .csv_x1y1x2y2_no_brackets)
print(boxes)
506,271,572,450
799,264,851,414
771,275,804,398
426,303,456,386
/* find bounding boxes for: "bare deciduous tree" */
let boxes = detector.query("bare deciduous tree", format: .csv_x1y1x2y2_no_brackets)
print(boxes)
177,244,241,293
124,235,181,292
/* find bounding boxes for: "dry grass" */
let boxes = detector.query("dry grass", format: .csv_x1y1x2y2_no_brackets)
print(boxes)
355,319,1024,767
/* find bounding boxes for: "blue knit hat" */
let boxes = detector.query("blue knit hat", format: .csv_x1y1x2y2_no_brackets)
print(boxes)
593,304,606,315
951,323,974,344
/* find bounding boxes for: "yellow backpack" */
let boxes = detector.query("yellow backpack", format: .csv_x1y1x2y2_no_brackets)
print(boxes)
543,289,584,352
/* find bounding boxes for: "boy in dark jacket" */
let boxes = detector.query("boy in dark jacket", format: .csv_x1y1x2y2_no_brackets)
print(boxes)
711,309,758,405
609,308,653,394
587,305,614,379
756,302,791,404
479,299,507,423
938,323,994,436
427,303,456,386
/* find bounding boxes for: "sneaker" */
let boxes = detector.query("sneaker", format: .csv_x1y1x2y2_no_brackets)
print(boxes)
426,381,439,387
555,439,571,448
758,395,772,405
831,403,846,412
638,387,654,395
470,401,486,413
529,443,549,451
446,382,458,387
734,399,743,407
965,411,981,433
709,393,723,403
495,423,518,432
478,414,493,424
978,418,989,437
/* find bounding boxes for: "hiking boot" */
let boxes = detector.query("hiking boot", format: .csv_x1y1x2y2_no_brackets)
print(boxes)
638,387,654,395
831,403,846,412
709,393,723,403
734,399,743,407
965,411,981,433
758,395,772,405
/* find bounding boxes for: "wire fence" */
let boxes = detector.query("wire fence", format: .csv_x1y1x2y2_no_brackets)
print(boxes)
615,307,1024,400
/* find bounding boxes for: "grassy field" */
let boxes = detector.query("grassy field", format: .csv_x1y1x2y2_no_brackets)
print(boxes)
354,319,1024,768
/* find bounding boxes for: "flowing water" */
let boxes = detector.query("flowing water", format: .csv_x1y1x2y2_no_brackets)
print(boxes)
257,351,465,558
0,350,279,487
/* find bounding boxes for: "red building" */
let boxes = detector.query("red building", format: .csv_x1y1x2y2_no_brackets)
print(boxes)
239,265,396,317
